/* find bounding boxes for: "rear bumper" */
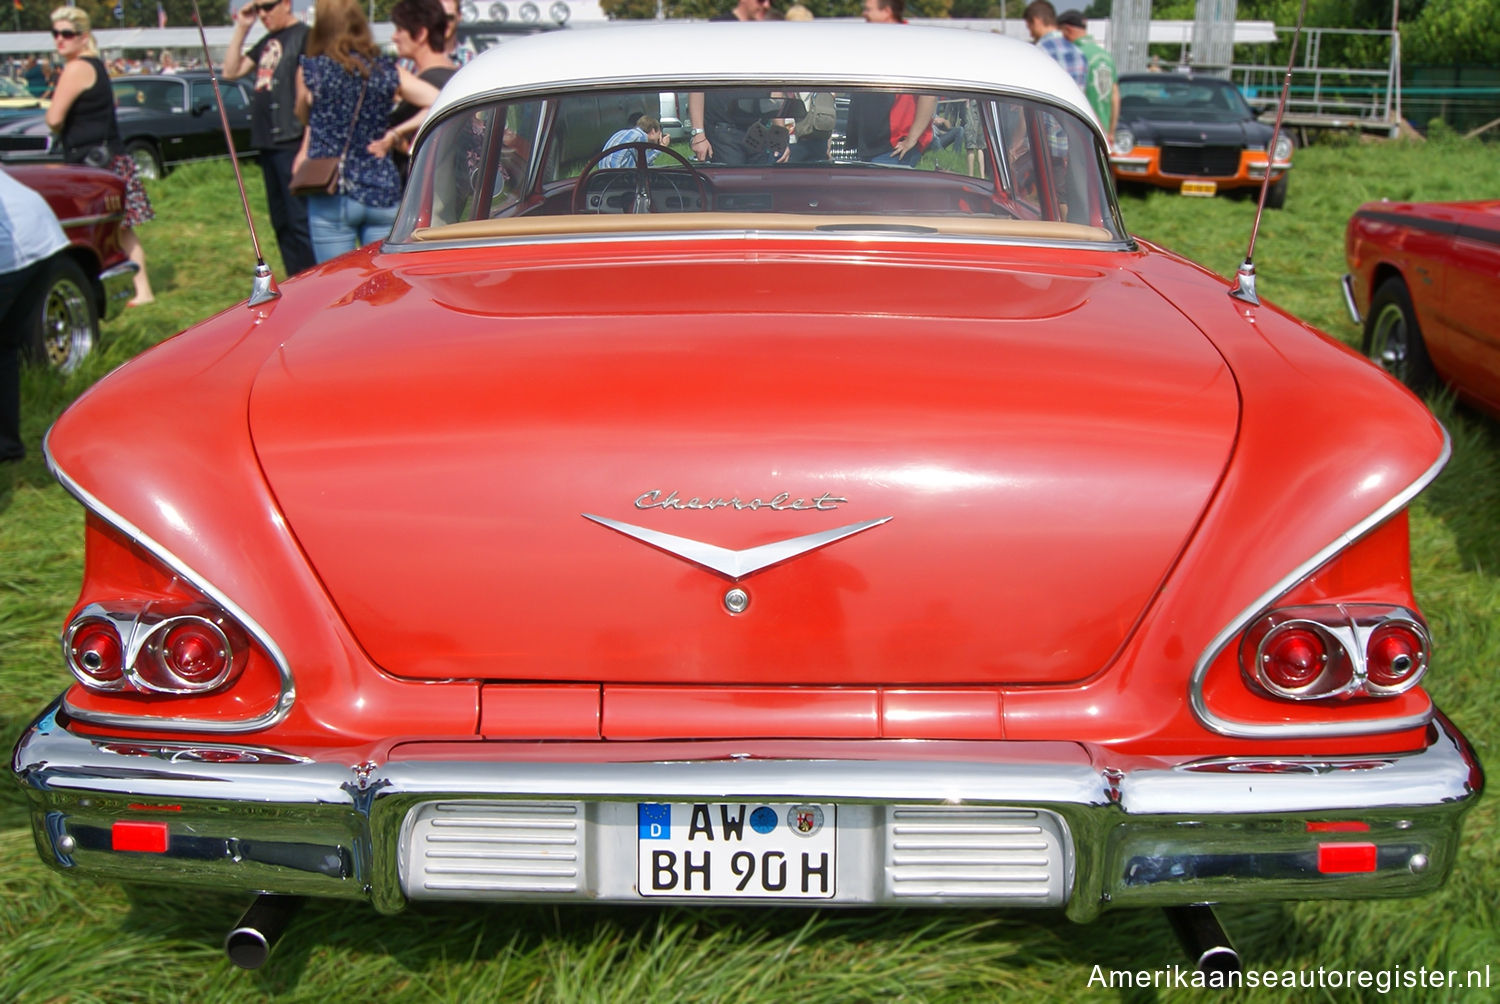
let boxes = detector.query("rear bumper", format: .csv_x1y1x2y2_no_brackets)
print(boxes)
12,703,1480,922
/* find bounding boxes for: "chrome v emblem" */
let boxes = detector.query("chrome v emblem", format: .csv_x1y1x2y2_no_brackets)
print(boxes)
582,514,891,581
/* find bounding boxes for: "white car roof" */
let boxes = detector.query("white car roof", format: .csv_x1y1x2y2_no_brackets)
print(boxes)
427,22,1097,136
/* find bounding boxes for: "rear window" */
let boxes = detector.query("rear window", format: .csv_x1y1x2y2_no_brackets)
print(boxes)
391,84,1125,246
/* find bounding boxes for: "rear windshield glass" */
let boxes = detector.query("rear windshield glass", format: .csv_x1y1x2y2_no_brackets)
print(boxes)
390,85,1125,245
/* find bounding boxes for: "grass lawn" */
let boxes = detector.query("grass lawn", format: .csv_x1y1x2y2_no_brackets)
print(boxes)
2,138,1497,1002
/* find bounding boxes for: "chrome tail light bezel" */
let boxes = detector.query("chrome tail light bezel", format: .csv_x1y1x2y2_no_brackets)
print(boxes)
1239,604,1430,702
63,615,129,691
62,602,249,695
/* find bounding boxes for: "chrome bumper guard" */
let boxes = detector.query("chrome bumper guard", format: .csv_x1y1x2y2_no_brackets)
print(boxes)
98,261,140,322
1340,273,1362,326
11,704,1480,922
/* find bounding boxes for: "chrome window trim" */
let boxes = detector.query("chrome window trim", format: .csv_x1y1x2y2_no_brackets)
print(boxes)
1189,429,1450,738
419,74,1107,148
384,228,1135,257
43,431,295,733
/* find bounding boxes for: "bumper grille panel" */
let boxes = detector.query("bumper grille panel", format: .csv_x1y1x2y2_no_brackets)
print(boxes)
1159,145,1242,177
884,807,1068,904
405,801,584,897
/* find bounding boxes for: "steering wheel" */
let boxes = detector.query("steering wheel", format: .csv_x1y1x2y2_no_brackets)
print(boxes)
571,141,710,214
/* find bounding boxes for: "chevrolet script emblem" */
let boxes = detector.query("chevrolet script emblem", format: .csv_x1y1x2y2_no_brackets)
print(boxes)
581,514,891,581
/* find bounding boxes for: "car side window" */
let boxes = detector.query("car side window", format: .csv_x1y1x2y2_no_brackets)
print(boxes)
193,80,243,112
115,80,183,113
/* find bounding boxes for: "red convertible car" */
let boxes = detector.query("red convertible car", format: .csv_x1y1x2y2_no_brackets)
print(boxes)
6,162,136,371
11,24,1480,971
1343,198,1500,417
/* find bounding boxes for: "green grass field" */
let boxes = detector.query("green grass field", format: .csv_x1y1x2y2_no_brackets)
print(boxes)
2,139,1498,1002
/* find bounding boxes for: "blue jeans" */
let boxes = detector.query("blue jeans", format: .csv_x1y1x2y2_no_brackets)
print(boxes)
259,145,316,276
870,146,924,168
306,194,399,264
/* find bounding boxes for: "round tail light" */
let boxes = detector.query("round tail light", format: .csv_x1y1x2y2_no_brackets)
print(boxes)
137,616,236,692
162,621,230,685
1366,621,1428,692
66,617,126,689
1261,626,1327,692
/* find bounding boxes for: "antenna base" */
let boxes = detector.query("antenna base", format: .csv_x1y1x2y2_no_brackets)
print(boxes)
248,263,281,307
1229,258,1259,306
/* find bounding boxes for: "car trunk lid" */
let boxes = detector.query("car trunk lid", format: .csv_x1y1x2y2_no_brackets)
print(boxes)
249,244,1238,688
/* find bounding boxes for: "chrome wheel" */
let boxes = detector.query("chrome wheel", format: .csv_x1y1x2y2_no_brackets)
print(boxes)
31,259,98,373
1368,301,1411,379
1362,277,1433,393
127,141,163,181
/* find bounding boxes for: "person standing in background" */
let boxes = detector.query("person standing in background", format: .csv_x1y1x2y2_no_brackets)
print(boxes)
847,0,936,167
1024,1,1087,91
44,6,155,305
370,0,455,177
223,0,317,276
294,0,438,262
712,0,771,22
439,0,477,67
0,167,70,463
1058,9,1119,134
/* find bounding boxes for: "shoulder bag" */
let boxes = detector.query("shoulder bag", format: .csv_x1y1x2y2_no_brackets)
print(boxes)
290,65,371,197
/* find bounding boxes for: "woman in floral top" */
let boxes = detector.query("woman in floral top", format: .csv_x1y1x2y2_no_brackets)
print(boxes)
294,0,437,263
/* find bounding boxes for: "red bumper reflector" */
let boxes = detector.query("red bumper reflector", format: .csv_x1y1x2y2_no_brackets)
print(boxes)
1306,820,1371,833
112,820,170,853
1317,842,1377,873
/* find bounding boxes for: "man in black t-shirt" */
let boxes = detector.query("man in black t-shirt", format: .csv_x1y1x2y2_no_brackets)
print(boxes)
223,0,316,276
686,0,781,165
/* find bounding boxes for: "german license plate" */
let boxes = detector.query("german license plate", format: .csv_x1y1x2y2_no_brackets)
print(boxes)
1181,180,1218,197
637,802,836,898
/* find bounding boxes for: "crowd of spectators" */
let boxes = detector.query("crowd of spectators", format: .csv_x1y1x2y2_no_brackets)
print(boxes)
4,49,204,93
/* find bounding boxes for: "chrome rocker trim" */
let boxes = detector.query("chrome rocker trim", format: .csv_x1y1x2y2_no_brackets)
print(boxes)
13,703,1479,923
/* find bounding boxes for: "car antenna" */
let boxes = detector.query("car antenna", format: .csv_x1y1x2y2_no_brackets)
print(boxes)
1229,0,1308,307
188,0,279,307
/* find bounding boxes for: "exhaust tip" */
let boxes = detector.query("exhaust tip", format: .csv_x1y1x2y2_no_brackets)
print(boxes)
224,894,303,970
224,927,271,970
1165,904,1242,976
1196,944,1242,975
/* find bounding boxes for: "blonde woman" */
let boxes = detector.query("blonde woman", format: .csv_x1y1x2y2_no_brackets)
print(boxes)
294,0,437,262
44,6,154,305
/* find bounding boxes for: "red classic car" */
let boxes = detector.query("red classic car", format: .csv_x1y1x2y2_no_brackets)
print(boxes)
1343,198,1500,417
6,162,137,370
11,24,1480,972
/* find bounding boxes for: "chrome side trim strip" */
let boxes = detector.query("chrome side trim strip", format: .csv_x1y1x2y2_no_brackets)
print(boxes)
42,432,296,733
1189,430,1451,738
1340,273,1363,325
59,212,127,229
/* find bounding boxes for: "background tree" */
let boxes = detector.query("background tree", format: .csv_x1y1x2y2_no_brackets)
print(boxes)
1404,0,1500,65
